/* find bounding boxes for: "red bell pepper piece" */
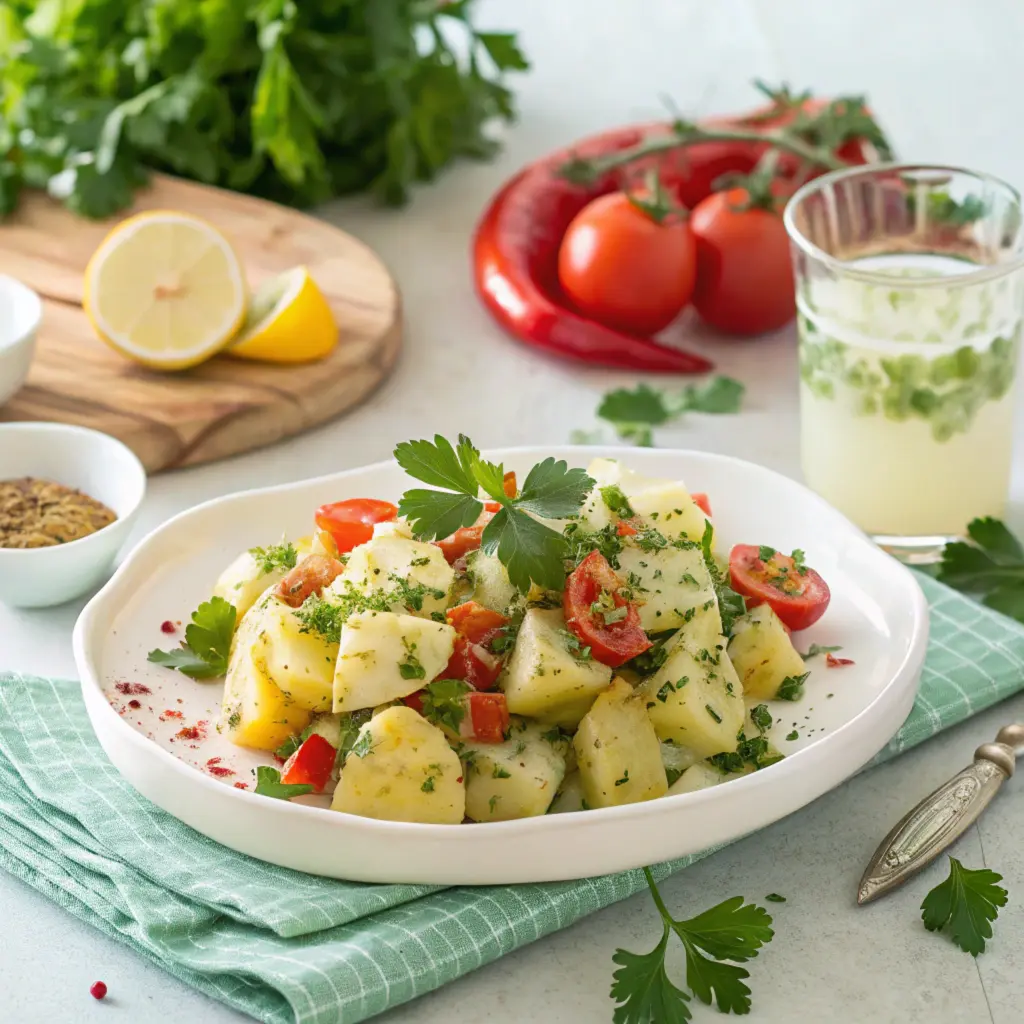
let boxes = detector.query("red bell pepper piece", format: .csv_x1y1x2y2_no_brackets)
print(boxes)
461,692,510,744
445,635,503,691
281,733,336,793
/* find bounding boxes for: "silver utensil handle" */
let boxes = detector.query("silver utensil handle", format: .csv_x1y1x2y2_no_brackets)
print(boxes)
857,725,1024,905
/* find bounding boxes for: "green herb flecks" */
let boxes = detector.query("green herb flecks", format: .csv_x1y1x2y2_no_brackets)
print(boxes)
148,597,236,679
249,541,298,576
776,673,809,702
254,766,313,801
420,679,471,734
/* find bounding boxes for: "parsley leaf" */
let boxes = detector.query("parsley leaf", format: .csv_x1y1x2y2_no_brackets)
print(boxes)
611,869,774,1022
148,597,236,679
776,673,809,701
253,766,313,801
801,643,843,660
938,518,1024,623
596,378,745,446
421,679,471,734
396,435,593,593
700,522,745,636
921,856,1008,956
248,540,298,576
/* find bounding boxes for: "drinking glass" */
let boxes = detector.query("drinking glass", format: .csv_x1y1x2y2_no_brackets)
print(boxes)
784,164,1024,562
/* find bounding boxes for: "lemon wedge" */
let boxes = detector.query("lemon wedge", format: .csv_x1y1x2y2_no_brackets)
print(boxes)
228,266,339,363
84,210,247,370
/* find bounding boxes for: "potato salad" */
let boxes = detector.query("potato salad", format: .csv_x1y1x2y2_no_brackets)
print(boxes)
154,438,834,825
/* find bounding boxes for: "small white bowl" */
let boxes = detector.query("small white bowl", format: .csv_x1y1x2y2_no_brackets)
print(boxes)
0,275,42,406
0,423,147,608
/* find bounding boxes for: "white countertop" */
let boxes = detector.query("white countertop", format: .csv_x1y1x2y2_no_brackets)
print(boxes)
4,0,1024,1020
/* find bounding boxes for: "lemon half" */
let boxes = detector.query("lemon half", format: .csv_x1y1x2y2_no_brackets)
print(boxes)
228,266,339,364
84,210,247,370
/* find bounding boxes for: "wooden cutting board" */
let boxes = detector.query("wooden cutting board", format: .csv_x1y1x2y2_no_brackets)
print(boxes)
0,174,402,472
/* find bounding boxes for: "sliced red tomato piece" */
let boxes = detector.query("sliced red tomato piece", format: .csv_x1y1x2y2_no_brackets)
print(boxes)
502,471,517,498
315,498,398,554
277,554,345,608
281,733,336,793
563,550,650,668
616,520,639,537
728,545,831,632
436,508,496,564
692,492,712,517
445,636,503,691
462,691,509,744
447,601,509,645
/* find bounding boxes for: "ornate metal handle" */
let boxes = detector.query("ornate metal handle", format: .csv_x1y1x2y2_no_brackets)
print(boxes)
857,724,1024,905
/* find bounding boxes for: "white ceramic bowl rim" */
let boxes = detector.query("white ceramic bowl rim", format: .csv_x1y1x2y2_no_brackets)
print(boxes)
74,447,930,840
0,274,43,351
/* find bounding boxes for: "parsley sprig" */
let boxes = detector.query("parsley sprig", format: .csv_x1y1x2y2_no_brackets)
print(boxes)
148,597,236,679
580,378,745,447
253,766,313,801
395,435,593,592
938,517,1024,623
921,856,1008,956
611,869,774,1022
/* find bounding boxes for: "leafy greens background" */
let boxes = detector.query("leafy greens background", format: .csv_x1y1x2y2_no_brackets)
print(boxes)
0,0,528,218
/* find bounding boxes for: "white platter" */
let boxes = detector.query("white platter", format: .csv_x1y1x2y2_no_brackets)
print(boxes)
73,447,929,885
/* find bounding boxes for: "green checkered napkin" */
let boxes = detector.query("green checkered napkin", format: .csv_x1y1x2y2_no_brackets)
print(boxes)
2,574,1023,1024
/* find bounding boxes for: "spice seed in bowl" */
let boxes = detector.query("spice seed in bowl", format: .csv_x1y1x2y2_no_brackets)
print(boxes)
0,477,118,549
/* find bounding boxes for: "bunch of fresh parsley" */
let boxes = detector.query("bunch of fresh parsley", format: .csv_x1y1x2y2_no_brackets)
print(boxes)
395,434,593,592
937,517,1024,623
575,378,745,447
0,1,527,218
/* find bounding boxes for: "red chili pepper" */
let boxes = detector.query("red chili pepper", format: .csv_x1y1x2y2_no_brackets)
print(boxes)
281,733,336,793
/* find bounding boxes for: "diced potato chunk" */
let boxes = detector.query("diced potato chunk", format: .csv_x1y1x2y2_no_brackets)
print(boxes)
641,636,745,757
501,608,613,728
677,600,725,652
221,608,312,751
213,550,290,620
333,611,455,713
331,707,464,824
462,721,567,822
728,604,807,701
548,770,586,813
574,678,667,807
466,549,519,615
667,762,726,796
617,542,716,632
254,598,338,712
340,536,453,618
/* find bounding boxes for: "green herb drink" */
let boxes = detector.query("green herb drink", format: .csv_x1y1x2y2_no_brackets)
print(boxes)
785,165,1024,560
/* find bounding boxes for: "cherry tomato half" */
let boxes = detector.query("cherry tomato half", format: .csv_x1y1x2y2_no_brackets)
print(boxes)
445,635,503,691
436,508,498,564
690,188,795,337
447,601,509,646
563,550,650,668
728,544,831,632
558,191,698,335
315,498,398,554
277,554,345,608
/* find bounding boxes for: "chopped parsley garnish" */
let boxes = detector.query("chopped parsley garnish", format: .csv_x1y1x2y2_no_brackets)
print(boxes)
395,434,593,592
541,726,565,745
786,730,799,742
610,868,774,1020
748,704,772,733
790,549,808,575
349,731,377,759
921,856,1007,956
665,766,685,787
701,521,745,636
410,556,432,567
148,597,236,679
249,540,298,576
387,573,446,612
601,484,636,519
656,680,677,702
765,893,787,904
626,632,674,675
776,672,809,702
253,766,313,801
801,643,842,661
757,545,776,562
421,776,436,792
564,521,625,568
559,628,593,662
614,770,630,787
491,609,525,654
398,639,426,680
488,795,500,813
336,710,374,767
492,764,512,779
420,678,471,733
705,704,723,724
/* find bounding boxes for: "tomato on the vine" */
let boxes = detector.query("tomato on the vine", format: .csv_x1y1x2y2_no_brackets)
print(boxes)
557,191,697,335
689,188,795,336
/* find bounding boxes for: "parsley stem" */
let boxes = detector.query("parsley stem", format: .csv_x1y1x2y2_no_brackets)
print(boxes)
643,866,675,925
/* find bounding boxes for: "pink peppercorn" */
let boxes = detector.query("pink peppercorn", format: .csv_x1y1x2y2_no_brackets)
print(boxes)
90,981,107,1000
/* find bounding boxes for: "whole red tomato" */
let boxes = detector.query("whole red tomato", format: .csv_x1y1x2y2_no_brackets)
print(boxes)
690,188,795,336
557,192,698,335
